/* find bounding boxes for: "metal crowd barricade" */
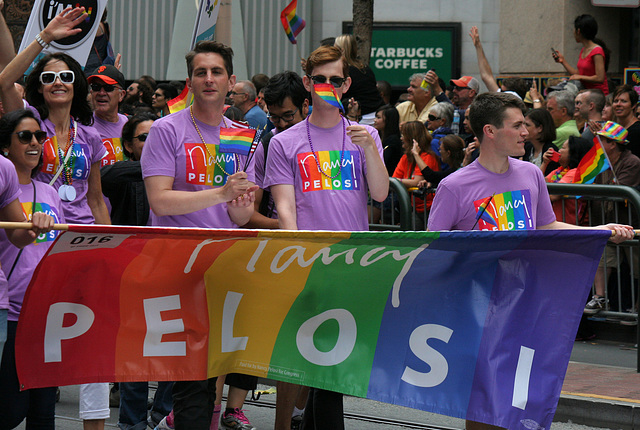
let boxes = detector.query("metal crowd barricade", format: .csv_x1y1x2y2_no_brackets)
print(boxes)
368,178,412,231
548,183,640,371
371,182,640,371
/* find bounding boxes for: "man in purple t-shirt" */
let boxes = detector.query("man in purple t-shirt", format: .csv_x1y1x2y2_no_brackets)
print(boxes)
87,65,129,167
141,41,257,430
264,45,388,430
427,92,634,430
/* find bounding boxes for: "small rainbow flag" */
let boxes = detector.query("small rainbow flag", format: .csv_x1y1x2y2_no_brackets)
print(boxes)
280,0,306,44
314,83,344,111
168,84,193,114
219,128,257,156
572,136,610,184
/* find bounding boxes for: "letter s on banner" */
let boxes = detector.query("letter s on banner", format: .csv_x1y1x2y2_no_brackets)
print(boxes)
401,324,452,387
44,302,95,363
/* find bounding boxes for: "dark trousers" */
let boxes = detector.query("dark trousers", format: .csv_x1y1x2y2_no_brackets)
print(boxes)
118,381,173,429
301,388,344,430
225,373,257,391
172,377,217,430
0,321,56,430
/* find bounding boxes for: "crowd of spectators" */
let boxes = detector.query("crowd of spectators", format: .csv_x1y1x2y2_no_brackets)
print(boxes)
0,4,639,430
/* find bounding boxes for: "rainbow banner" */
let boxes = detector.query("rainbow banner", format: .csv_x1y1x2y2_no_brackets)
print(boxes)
16,227,608,429
280,0,306,44
218,128,257,156
572,136,610,184
313,83,344,110
167,85,193,114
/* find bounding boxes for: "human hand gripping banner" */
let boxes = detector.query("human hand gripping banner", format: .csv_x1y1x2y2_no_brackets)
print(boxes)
16,227,610,429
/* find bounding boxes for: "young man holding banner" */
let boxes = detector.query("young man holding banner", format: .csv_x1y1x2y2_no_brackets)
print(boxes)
141,41,257,430
264,45,388,429
427,92,633,430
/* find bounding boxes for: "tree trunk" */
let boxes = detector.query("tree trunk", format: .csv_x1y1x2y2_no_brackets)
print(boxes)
352,0,373,65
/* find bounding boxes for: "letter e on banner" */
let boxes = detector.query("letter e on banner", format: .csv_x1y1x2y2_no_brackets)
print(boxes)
143,295,187,357
44,302,95,363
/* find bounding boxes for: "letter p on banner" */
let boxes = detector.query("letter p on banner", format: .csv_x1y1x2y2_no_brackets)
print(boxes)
45,302,95,363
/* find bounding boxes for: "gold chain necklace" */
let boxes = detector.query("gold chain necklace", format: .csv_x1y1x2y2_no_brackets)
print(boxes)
189,105,238,177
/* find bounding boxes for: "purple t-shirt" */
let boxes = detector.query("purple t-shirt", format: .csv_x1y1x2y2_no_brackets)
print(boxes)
427,158,556,231
29,106,108,224
263,118,383,231
0,181,64,321
0,157,21,310
141,108,255,228
93,113,129,167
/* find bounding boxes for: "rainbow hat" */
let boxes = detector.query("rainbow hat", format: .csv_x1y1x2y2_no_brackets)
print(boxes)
597,121,628,143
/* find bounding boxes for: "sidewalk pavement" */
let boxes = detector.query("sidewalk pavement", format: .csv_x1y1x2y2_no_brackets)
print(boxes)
553,335,640,430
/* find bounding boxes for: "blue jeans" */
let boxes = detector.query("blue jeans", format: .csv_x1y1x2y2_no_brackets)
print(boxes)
117,381,173,430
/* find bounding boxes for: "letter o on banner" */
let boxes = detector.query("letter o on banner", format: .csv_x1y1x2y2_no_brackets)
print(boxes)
296,309,357,366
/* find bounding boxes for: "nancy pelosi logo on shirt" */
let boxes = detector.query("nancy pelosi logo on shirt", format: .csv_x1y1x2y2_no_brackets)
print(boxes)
41,137,91,180
184,143,236,187
21,201,62,243
473,190,534,231
297,150,362,193
101,138,127,167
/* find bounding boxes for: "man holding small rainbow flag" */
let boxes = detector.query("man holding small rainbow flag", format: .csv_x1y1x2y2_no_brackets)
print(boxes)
264,45,389,429
141,40,259,429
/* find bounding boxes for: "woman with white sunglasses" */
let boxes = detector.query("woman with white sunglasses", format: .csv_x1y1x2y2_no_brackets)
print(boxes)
0,6,109,226
0,7,111,430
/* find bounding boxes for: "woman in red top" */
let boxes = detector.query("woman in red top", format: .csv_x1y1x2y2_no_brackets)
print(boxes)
392,121,439,223
553,14,609,94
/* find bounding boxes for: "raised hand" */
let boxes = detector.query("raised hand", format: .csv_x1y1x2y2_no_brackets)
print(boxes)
41,6,86,44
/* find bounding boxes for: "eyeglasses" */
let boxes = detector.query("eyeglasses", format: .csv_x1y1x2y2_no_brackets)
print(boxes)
307,75,347,88
133,133,149,141
428,114,441,122
267,108,299,124
454,86,470,91
15,130,47,144
152,92,165,98
90,83,118,92
230,91,246,96
40,70,75,85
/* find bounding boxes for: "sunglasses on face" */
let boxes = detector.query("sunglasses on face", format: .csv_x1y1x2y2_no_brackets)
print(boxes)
15,130,47,144
39,70,75,85
133,133,149,141
90,83,118,92
428,114,441,122
307,75,347,88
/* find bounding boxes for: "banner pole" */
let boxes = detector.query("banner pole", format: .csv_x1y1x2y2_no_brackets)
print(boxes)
0,222,69,231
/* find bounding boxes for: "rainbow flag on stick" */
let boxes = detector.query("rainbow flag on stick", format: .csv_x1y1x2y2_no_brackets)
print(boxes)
219,128,257,156
280,0,306,44
314,83,344,111
572,136,610,184
167,84,193,114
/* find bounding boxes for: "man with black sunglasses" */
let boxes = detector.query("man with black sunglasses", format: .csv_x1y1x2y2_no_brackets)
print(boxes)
87,65,128,167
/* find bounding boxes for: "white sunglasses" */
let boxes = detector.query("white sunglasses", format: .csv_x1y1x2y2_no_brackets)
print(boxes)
39,70,75,85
